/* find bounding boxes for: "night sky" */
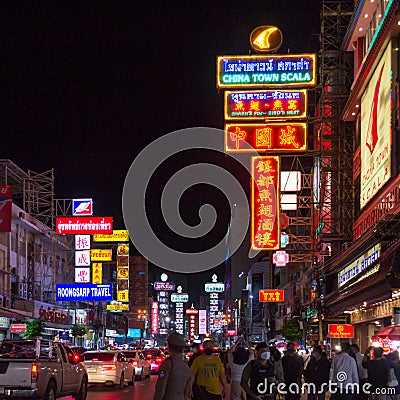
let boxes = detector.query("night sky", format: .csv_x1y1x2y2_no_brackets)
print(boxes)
2,1,321,299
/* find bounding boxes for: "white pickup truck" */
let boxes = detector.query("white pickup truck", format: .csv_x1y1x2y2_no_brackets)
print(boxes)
0,339,88,400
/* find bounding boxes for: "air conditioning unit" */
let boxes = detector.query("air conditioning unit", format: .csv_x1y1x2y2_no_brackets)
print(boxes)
19,283,27,299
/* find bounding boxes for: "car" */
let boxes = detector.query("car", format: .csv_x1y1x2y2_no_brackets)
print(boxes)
82,350,135,388
142,348,165,372
123,350,151,380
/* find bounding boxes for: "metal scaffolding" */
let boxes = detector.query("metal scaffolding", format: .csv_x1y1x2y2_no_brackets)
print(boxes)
315,1,354,257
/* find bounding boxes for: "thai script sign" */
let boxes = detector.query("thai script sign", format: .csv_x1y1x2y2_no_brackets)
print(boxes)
56,217,113,234
224,89,307,120
93,230,129,242
171,293,189,302
55,284,112,301
217,54,316,88
90,249,112,261
251,156,280,250
154,282,175,291
151,302,159,334
204,282,225,292
225,123,307,152
338,243,381,288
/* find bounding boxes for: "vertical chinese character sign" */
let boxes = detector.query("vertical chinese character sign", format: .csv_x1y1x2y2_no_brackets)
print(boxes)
251,156,280,250
0,185,12,232
117,243,129,303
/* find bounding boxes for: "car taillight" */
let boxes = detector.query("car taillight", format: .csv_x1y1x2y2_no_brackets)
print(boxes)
146,355,152,359
155,357,162,363
102,364,117,370
31,364,39,383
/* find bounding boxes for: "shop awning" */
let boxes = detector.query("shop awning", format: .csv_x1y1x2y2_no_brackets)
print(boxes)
0,307,28,320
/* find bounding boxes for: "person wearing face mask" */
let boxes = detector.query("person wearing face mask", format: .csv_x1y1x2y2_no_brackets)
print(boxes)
304,345,330,400
281,342,304,400
190,339,227,399
241,342,276,400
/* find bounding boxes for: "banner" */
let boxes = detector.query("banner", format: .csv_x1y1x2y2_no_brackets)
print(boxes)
93,230,129,242
0,185,12,232
56,217,113,234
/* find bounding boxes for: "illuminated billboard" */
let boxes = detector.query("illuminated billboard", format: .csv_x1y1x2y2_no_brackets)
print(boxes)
259,289,284,302
92,263,102,284
225,123,307,153
93,230,129,242
217,54,316,89
250,26,283,53
90,249,112,261
360,42,392,209
251,156,280,250
224,90,307,120
56,217,113,235
56,284,112,301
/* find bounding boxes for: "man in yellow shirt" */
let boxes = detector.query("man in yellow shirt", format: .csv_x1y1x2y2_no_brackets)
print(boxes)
190,339,227,399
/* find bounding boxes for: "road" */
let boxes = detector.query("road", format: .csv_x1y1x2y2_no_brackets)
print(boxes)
61,375,157,400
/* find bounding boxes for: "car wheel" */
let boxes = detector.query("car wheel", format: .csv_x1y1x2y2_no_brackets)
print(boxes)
115,373,124,390
74,376,88,400
43,382,56,400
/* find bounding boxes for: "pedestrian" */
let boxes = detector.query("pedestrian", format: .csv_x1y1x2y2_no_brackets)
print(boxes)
362,346,389,400
188,343,201,368
190,339,227,400
350,344,368,400
331,341,359,400
385,351,400,400
304,345,330,400
270,345,283,383
281,342,304,400
152,332,193,400
241,342,276,400
228,337,255,400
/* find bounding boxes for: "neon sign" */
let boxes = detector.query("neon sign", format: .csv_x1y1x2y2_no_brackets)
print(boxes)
259,289,284,302
217,54,316,88
251,156,280,250
225,90,307,120
250,26,283,53
225,123,307,152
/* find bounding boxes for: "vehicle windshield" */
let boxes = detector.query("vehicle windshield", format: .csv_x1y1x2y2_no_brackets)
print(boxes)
83,352,114,361
122,351,137,358
143,349,162,357
0,340,55,359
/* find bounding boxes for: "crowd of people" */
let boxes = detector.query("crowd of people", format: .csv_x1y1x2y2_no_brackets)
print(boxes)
152,332,400,400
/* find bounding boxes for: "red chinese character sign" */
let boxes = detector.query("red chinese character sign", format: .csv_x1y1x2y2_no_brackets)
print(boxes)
259,289,285,302
224,90,307,121
225,123,307,152
251,156,280,250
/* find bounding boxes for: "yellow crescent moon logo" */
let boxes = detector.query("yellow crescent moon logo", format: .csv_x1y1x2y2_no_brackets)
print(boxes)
250,25,283,53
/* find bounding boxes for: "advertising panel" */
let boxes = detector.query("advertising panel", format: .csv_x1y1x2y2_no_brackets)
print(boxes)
217,54,316,88
75,250,91,266
56,284,113,301
251,156,280,250
360,42,392,209
189,314,197,340
199,309,207,335
93,230,129,242
56,217,113,234
90,249,112,261
75,267,90,283
0,185,12,232
151,302,159,334
92,263,102,284
171,293,189,302
225,123,307,152
225,89,307,120
226,329,237,336
259,289,284,302
107,303,129,311
204,283,225,293
10,323,26,333
154,282,175,291
117,290,129,303
338,243,381,288
75,235,91,250
328,324,354,338
72,198,93,216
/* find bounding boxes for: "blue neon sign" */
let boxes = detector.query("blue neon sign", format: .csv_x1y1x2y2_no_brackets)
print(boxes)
56,284,113,301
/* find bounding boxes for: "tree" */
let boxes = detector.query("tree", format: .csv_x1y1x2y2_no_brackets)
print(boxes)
281,319,302,342
71,325,88,345
24,320,45,339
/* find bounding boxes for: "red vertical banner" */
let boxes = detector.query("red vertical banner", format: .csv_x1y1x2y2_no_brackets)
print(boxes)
251,157,280,250
0,185,12,232
151,302,159,334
